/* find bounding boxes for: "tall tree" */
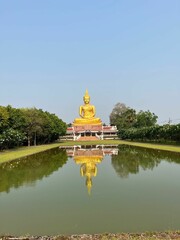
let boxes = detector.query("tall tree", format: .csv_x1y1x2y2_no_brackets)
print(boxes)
110,103,128,126
38,110,67,144
6,105,26,131
110,103,136,129
120,108,137,129
0,106,9,133
135,110,158,128
21,108,44,146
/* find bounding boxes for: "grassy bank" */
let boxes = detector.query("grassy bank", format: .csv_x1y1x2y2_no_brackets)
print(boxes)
59,140,180,153
0,143,60,164
1,232,180,240
1,140,180,164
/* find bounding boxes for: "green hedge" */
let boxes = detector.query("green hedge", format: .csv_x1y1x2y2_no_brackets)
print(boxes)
119,124,180,142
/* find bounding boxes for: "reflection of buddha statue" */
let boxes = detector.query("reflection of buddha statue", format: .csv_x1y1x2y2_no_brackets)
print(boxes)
74,150,103,195
80,161,98,195
73,90,102,126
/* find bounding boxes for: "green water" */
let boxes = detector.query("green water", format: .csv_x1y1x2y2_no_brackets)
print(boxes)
0,145,180,235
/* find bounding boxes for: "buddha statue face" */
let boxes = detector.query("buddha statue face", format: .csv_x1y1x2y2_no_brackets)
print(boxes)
83,96,90,104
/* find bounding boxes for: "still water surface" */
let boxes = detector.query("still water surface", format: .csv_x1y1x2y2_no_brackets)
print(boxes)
0,145,180,235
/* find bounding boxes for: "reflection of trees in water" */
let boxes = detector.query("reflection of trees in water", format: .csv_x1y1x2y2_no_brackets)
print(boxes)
112,145,180,178
0,148,67,193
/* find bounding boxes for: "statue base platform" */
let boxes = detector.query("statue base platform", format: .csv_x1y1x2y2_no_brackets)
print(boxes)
72,124,102,132
73,122,102,127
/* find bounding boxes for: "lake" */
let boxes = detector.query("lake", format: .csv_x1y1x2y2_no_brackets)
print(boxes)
0,145,180,235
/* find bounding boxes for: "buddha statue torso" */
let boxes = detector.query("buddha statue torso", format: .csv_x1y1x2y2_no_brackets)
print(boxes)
73,90,102,126
80,104,95,119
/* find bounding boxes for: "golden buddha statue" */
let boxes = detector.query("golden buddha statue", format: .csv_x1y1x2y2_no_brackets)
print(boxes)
73,90,102,126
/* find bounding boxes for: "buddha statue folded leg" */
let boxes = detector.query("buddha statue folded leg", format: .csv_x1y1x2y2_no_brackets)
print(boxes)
73,117,102,125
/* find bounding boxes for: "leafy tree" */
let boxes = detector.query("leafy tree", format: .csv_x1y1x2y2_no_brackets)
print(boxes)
110,103,137,129
0,106,9,133
37,111,67,144
135,110,158,128
110,103,158,132
6,105,26,131
120,108,137,129
48,113,66,139
21,108,45,146
110,103,128,126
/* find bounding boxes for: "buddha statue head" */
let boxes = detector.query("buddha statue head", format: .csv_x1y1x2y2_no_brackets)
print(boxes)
83,89,90,104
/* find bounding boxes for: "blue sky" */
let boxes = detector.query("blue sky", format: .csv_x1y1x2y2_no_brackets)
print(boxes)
0,0,180,124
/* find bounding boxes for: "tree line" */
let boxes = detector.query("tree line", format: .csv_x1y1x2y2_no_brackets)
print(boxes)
110,102,180,142
0,105,66,150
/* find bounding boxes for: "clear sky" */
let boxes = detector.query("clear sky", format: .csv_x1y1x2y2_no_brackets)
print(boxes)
0,0,180,124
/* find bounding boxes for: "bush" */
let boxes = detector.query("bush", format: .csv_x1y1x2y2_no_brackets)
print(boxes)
0,129,27,150
119,124,180,142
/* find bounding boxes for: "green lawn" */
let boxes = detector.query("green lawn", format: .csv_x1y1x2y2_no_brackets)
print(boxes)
59,140,180,153
0,140,180,164
0,143,60,164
